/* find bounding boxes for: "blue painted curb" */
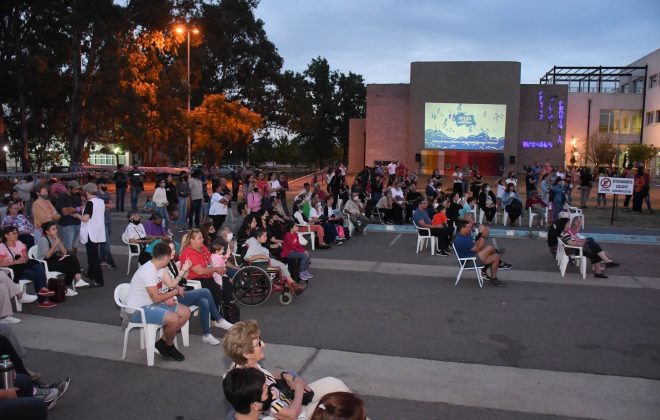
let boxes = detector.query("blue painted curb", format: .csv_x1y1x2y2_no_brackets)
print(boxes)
365,224,660,245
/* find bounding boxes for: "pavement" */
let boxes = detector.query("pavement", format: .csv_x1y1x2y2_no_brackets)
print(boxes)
7,209,660,420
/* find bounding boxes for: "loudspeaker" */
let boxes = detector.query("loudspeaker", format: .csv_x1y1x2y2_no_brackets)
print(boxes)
415,153,421,163
509,156,516,165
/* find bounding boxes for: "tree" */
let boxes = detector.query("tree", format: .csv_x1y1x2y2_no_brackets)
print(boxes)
334,72,366,162
627,143,657,167
191,93,262,165
586,134,618,167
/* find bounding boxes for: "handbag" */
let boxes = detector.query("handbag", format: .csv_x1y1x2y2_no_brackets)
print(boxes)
275,376,315,405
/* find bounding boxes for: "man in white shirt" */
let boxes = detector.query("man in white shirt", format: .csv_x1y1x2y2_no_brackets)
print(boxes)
209,183,229,230
76,183,106,287
387,161,397,185
125,242,191,361
452,165,463,196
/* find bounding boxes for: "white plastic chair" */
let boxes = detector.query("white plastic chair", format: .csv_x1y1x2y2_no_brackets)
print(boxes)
412,220,436,255
557,239,587,279
114,283,189,366
181,280,202,348
451,244,484,288
527,207,548,228
28,245,65,281
0,267,34,313
122,237,141,275
478,207,498,225
567,206,585,229
297,225,316,250
371,207,385,224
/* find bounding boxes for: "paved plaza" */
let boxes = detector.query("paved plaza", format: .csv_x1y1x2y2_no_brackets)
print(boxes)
8,209,660,420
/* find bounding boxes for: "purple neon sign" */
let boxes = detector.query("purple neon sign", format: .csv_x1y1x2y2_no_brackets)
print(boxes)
522,141,554,149
558,100,564,130
538,91,544,120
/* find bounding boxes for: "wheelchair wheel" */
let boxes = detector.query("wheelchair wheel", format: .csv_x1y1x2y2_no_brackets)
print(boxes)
278,291,293,306
232,266,272,306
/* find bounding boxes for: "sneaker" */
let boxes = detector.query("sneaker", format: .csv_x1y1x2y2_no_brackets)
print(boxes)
498,262,512,270
488,278,506,287
74,279,90,288
334,240,344,246
37,288,55,297
87,281,104,287
33,387,59,404
168,344,185,362
108,264,118,270
38,301,57,309
45,377,70,410
302,271,314,279
100,261,110,266
18,294,38,304
299,273,311,281
605,261,620,268
65,288,78,297
202,334,221,346
154,339,175,361
481,270,491,280
0,316,21,324
436,250,448,256
213,319,234,330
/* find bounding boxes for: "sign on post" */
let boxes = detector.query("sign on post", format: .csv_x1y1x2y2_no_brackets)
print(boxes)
598,177,633,195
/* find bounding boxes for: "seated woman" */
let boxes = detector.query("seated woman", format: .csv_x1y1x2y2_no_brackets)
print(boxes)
143,213,170,238
282,223,314,282
560,216,619,278
1,202,36,249
223,320,352,418
0,269,36,323
0,226,55,308
236,214,259,245
122,211,164,265
375,190,403,224
525,190,547,228
322,195,345,232
292,200,331,249
36,221,88,296
478,184,497,225
501,183,522,225
200,221,217,248
244,229,306,294
159,239,233,345
458,197,475,222
310,392,368,420
179,229,235,314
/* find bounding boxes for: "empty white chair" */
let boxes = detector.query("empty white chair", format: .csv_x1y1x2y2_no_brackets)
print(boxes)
296,225,316,250
123,237,141,275
451,245,484,288
28,245,64,280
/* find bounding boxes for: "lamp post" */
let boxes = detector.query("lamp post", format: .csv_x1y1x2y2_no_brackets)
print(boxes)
175,25,200,168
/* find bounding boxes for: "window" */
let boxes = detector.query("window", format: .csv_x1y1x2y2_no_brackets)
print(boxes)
647,112,655,125
88,154,117,166
599,109,642,134
649,74,658,89
656,110,660,123
599,111,610,134
634,79,644,93
622,83,630,93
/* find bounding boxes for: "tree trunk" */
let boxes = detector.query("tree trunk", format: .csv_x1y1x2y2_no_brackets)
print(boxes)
17,73,31,173
69,1,83,165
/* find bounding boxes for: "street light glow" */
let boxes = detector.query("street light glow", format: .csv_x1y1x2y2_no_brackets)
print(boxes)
191,28,200,35
175,26,185,34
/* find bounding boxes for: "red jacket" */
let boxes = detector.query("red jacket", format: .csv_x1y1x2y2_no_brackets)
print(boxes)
282,232,304,258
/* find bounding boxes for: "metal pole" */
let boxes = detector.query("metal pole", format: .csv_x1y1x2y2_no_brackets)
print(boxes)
611,194,617,225
187,29,191,168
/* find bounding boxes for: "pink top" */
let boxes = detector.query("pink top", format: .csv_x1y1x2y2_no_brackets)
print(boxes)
247,192,262,213
0,240,28,264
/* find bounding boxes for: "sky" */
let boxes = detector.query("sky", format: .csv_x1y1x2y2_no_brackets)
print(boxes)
254,0,659,84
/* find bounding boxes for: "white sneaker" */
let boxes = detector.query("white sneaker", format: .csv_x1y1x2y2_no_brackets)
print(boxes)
74,279,90,288
18,294,38,304
213,319,234,330
65,288,78,297
202,334,221,345
0,316,21,324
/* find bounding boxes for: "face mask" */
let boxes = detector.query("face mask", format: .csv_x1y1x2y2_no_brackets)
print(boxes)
352,196,359,201
485,187,491,192
225,233,233,241
259,386,274,412
39,194,49,200
253,188,259,192
101,186,108,191
131,220,141,225
433,203,439,209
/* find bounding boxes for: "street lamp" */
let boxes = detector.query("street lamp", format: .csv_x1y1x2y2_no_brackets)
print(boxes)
175,24,200,168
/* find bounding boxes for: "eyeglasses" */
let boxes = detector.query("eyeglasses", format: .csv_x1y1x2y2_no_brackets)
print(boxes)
253,337,263,348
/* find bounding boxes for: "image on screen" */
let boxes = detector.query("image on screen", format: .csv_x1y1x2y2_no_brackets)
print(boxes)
425,103,506,151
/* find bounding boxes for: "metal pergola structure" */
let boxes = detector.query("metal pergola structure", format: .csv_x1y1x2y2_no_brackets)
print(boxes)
539,65,647,93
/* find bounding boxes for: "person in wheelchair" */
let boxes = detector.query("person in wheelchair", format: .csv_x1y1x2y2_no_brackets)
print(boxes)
244,229,306,295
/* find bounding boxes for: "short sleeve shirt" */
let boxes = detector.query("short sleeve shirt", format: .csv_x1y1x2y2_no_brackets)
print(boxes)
413,208,431,226
125,261,159,311
432,212,448,225
55,193,81,227
0,241,27,264
453,233,476,258
179,246,212,280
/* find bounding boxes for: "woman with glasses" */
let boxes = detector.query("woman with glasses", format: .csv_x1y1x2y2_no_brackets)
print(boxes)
1,203,36,249
223,320,352,419
0,226,55,308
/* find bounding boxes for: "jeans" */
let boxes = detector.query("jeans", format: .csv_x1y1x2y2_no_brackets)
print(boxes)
130,186,142,211
100,223,115,265
176,288,223,334
85,240,104,285
0,373,48,420
18,265,48,302
188,199,202,228
597,193,607,207
287,251,310,272
60,224,80,251
155,206,169,230
176,196,188,228
116,188,126,211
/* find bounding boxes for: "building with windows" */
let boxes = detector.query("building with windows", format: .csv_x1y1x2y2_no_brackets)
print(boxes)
348,48,659,177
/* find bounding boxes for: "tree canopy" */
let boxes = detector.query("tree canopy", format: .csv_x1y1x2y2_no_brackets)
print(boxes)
0,0,366,171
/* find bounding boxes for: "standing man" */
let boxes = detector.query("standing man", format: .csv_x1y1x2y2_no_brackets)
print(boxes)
387,161,397,186
175,171,190,232
76,183,106,287
452,166,463,197
112,164,127,212
55,181,82,257
96,179,118,270
129,165,144,211
188,170,203,229
524,167,537,200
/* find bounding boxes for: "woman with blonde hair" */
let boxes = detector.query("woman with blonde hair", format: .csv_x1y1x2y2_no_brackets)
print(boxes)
223,319,352,419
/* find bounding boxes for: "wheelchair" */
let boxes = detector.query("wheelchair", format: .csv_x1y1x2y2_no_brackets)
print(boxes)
229,243,300,307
